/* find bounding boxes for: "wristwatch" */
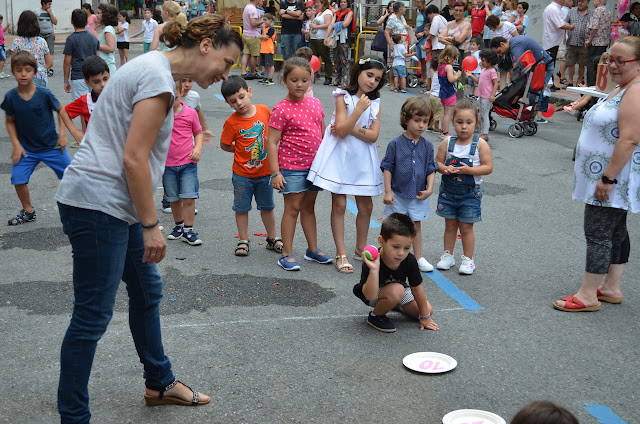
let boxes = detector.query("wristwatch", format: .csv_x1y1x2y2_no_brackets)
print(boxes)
601,175,618,185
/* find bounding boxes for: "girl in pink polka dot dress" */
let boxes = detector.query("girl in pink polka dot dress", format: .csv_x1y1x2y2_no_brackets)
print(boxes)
267,57,333,271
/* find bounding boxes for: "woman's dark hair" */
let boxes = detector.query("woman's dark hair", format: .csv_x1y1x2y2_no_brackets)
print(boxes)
16,10,40,38
82,3,94,14
392,1,404,13
425,4,440,15
510,401,579,424
345,55,387,99
518,1,529,12
162,14,243,51
72,8,88,28
479,48,499,66
339,0,351,8
98,3,119,27
119,10,131,24
486,14,500,29
380,213,417,240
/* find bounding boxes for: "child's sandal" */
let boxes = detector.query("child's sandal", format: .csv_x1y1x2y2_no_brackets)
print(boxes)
8,209,36,226
235,240,249,256
266,236,283,253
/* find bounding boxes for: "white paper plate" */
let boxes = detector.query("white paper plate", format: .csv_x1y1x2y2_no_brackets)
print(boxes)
442,409,506,424
402,352,457,374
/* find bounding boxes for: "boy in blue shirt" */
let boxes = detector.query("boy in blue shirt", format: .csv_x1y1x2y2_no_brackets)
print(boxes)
1,51,71,225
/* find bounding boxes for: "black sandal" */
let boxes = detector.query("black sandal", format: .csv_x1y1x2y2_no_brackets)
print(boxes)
235,239,249,256
144,380,209,406
8,208,36,226
266,236,283,253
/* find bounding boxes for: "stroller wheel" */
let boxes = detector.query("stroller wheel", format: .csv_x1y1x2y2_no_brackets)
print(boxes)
489,118,497,131
522,122,536,136
508,123,524,138
407,74,419,88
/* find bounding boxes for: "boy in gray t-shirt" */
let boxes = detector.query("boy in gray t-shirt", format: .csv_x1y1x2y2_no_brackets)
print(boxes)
35,0,57,72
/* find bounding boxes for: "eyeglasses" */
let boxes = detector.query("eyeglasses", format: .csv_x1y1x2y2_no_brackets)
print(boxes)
602,57,640,67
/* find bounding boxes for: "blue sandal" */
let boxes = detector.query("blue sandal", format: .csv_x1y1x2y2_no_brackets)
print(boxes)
8,209,36,226
278,254,300,271
304,248,333,264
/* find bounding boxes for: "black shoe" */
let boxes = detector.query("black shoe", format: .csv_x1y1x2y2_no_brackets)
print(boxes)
550,85,560,92
323,78,332,86
47,69,54,77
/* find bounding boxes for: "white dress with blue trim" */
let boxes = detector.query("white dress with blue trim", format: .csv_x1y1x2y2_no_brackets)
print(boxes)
307,89,384,196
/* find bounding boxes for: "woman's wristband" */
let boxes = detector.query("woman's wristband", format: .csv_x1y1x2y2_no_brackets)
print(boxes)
142,219,159,229
418,313,431,320
64,81,69,84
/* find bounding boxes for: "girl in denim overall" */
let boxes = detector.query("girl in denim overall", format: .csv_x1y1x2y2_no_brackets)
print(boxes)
434,99,493,275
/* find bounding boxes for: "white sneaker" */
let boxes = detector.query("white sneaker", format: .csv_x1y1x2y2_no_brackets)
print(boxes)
0,72,9,78
436,251,455,270
417,257,434,272
459,255,475,275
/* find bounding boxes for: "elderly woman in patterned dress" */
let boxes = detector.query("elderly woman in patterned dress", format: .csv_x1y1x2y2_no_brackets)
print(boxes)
554,36,640,312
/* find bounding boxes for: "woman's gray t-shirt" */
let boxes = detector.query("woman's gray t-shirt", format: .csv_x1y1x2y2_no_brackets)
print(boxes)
56,51,175,224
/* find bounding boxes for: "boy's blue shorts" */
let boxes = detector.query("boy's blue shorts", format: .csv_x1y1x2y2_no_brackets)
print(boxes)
232,172,275,213
393,65,407,78
11,147,72,185
0,45,6,62
162,163,200,202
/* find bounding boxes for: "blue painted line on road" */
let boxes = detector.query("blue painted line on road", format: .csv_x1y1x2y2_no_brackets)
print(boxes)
424,269,484,311
345,199,380,228
214,93,225,101
585,405,628,424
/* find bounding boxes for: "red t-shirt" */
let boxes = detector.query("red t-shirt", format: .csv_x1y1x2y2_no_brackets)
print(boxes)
471,7,487,37
65,92,97,127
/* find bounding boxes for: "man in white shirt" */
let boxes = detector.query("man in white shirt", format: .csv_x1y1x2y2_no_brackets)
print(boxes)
426,4,448,61
543,0,575,89
35,0,57,75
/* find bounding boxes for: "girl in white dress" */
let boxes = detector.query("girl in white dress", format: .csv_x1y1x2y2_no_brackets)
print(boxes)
308,56,386,272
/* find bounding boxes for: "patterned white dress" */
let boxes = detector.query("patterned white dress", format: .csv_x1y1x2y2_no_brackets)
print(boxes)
307,89,384,196
573,83,640,212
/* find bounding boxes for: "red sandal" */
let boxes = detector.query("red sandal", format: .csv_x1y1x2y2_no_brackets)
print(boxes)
553,295,601,312
597,289,623,304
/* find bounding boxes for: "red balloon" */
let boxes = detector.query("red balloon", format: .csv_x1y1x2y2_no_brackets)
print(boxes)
461,56,477,72
542,104,555,118
310,55,321,73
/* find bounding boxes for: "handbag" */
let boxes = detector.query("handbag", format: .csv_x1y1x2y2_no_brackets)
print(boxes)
371,30,387,52
326,34,337,49
407,27,418,46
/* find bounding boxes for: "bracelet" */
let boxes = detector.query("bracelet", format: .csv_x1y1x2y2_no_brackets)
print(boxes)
271,172,282,178
64,81,69,84
418,313,431,320
142,219,159,229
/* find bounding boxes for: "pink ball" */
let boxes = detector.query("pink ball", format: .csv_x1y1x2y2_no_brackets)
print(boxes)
363,245,379,261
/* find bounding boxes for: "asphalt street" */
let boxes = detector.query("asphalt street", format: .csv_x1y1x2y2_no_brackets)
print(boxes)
0,46,638,424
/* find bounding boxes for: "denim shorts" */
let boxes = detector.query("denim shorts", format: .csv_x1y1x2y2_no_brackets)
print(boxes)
232,172,275,213
383,190,430,221
281,169,322,194
11,147,72,185
162,163,199,202
0,45,6,62
393,65,407,78
435,183,482,223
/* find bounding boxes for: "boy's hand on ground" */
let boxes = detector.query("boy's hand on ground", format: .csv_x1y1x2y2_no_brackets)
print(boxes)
142,226,166,264
201,129,215,145
419,317,439,331
383,192,395,205
189,147,202,162
11,146,27,164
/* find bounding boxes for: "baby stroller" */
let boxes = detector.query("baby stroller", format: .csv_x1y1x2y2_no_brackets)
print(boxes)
488,50,547,138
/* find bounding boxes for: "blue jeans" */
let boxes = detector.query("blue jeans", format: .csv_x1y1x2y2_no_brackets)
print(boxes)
57,204,174,423
232,172,275,213
280,33,304,60
162,162,199,202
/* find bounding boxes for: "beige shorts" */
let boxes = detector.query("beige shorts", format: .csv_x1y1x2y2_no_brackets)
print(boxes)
557,44,567,60
430,94,444,121
565,45,587,67
242,35,261,57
